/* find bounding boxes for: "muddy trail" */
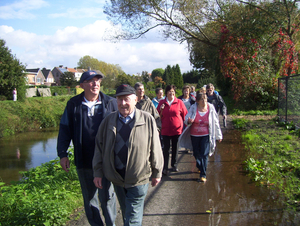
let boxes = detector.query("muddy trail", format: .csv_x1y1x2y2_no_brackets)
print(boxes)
68,116,300,225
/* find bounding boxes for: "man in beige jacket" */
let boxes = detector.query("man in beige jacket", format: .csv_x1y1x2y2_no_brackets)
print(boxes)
93,84,163,226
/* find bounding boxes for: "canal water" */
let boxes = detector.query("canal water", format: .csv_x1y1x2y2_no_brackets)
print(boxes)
0,129,59,184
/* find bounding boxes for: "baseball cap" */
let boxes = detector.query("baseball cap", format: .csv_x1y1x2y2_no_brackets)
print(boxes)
115,84,136,97
80,70,104,83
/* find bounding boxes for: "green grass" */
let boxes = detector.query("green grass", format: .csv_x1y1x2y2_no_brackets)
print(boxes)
0,149,83,225
234,118,300,208
232,118,252,129
0,96,71,138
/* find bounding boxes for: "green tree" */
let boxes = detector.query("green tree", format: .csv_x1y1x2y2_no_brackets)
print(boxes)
104,0,220,47
154,76,165,88
218,1,300,108
163,65,174,86
77,55,100,70
0,39,26,101
60,72,77,87
103,0,300,109
77,55,125,89
172,64,183,89
115,73,136,87
183,69,199,84
141,71,150,84
102,73,117,90
151,68,164,81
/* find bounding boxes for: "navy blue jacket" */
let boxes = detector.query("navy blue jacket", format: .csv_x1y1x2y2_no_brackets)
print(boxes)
57,92,118,169
207,93,227,116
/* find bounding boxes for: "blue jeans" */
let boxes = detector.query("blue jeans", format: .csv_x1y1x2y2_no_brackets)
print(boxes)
114,183,149,226
191,135,210,178
76,168,116,226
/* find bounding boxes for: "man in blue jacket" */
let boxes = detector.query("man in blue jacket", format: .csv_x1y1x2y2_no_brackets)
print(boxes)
206,83,227,121
57,70,117,226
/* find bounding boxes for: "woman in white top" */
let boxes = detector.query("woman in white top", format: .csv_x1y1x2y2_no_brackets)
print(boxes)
178,92,222,182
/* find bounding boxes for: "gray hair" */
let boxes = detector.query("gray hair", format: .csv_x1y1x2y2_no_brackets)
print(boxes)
134,82,144,90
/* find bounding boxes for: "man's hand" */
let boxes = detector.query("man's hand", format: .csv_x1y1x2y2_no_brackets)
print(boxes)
151,178,161,187
94,177,103,189
60,157,70,172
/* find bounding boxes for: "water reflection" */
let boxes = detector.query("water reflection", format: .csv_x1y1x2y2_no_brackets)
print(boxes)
143,127,300,225
0,129,58,184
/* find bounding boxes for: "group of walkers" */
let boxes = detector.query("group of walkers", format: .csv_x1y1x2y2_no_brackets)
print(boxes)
57,70,227,226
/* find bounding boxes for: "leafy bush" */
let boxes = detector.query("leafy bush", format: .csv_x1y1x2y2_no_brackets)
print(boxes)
0,95,7,101
49,86,73,96
0,150,82,225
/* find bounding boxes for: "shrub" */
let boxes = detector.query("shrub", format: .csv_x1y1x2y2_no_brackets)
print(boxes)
0,150,82,225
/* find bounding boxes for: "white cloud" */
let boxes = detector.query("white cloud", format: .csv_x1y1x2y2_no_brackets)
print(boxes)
0,20,192,74
0,0,48,19
49,7,104,19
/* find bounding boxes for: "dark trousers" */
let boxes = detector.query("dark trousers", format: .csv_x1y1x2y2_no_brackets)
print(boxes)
191,135,210,178
162,135,179,170
77,168,116,226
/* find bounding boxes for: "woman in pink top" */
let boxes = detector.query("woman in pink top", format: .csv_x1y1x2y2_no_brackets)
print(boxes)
157,85,187,175
181,92,222,182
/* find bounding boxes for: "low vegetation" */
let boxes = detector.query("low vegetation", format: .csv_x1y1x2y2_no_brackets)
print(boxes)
0,96,71,138
232,116,300,209
0,149,82,225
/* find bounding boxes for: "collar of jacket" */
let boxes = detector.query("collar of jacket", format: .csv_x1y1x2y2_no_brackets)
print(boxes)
163,96,178,105
108,108,146,130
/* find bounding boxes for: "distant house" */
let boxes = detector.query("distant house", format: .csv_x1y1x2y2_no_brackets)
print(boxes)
25,68,55,86
52,65,69,86
52,65,87,85
41,68,55,86
74,68,86,81
25,68,45,86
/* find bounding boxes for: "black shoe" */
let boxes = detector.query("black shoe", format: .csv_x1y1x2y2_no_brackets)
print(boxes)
162,169,168,175
172,166,179,172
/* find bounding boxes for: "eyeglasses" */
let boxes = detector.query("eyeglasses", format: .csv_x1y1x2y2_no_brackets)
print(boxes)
83,78,102,84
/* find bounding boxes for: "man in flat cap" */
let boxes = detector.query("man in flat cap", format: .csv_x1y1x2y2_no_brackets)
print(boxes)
57,70,117,226
93,84,163,226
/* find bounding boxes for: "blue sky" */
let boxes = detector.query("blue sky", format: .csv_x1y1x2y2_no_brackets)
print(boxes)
0,0,193,75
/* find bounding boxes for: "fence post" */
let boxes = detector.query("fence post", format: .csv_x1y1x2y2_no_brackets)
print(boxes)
285,76,288,123
278,78,279,118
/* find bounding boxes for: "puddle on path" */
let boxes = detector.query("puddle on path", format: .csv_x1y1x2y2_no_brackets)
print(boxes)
140,126,300,226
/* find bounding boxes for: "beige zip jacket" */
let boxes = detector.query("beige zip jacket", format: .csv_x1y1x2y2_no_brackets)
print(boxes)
93,108,163,188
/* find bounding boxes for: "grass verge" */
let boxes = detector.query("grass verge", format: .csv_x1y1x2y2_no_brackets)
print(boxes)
233,116,300,210
0,96,71,138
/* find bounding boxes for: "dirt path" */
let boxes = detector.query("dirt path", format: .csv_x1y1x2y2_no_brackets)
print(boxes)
67,115,299,225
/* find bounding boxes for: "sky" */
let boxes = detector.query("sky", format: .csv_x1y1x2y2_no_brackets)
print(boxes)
0,0,193,75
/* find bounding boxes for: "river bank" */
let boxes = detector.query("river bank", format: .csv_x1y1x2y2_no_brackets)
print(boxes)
0,96,71,138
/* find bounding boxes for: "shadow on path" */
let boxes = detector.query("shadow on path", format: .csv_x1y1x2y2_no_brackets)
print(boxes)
69,116,300,225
